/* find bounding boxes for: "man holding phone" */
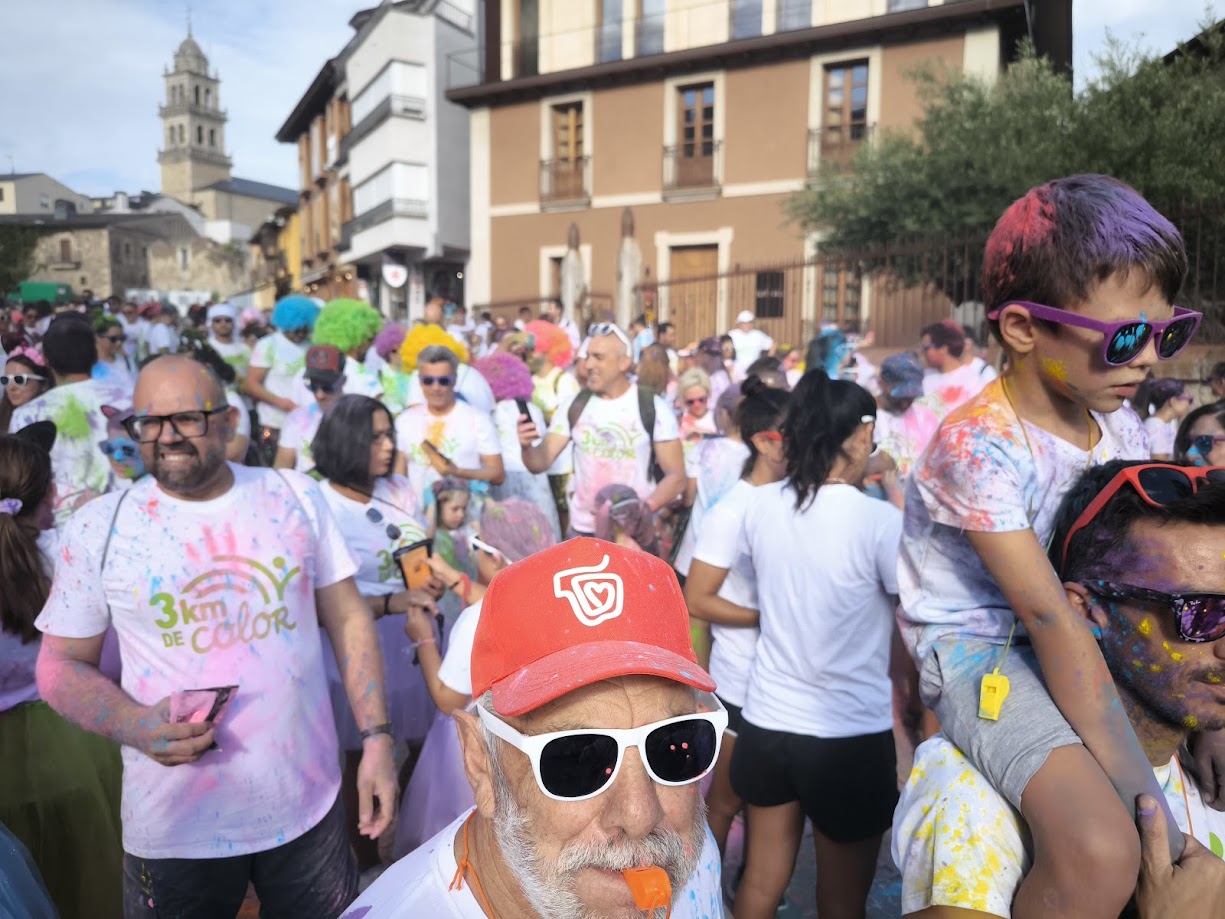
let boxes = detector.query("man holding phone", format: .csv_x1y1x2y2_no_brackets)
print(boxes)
35,355,397,919
393,345,504,507
518,324,685,542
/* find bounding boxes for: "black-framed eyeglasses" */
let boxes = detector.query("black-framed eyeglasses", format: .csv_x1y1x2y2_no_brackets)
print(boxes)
1,374,46,387
104,334,126,343
305,378,342,395
123,406,230,443
1083,580,1225,644
420,375,455,388
365,506,402,542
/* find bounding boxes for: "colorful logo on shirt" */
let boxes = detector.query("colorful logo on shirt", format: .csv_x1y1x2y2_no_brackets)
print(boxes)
554,555,623,627
576,422,641,462
149,555,302,654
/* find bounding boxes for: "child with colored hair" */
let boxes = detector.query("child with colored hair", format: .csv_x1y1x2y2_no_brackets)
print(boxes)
898,175,1206,918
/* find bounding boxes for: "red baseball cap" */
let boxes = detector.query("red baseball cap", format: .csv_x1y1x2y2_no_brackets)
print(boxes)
471,537,716,716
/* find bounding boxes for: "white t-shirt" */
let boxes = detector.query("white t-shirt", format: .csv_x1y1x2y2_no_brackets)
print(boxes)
492,399,545,474
318,476,428,596
209,338,252,383
345,807,727,918
249,332,309,429
92,355,137,397
118,316,147,362
36,465,356,859
1144,414,1178,456
144,322,178,357
692,480,759,708
395,400,501,505
548,385,680,534
280,403,324,473
12,378,132,528
437,600,482,696
406,364,496,416
897,380,1151,662
920,361,994,416
739,481,902,737
894,736,1225,917
224,387,251,441
727,327,773,378
673,436,750,577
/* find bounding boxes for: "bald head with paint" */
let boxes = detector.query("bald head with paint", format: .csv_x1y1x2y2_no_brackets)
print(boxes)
133,355,238,501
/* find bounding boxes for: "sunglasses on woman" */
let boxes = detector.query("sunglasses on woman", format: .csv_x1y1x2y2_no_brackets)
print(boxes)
1,374,46,386
365,506,402,542
988,301,1201,367
684,396,708,407
1082,581,1225,644
1190,434,1225,458
1059,464,1225,570
476,703,727,802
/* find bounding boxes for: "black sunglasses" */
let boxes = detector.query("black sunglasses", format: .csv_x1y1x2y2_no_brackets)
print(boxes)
104,334,126,343
1191,434,1225,458
420,375,454,388
305,379,342,395
365,506,402,542
123,406,230,443
1084,581,1225,644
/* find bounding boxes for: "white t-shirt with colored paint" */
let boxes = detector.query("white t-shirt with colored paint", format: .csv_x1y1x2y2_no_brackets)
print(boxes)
692,479,759,709
36,465,357,859
250,332,309,429
894,735,1225,917
12,378,132,528
209,338,252,384
395,400,501,505
548,385,679,534
897,380,1151,661
1144,414,1178,456
280,402,324,473
920,361,994,417
727,328,773,378
342,808,727,919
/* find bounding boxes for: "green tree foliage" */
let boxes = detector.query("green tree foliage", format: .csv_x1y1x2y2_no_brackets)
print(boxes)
0,225,53,296
789,30,1225,253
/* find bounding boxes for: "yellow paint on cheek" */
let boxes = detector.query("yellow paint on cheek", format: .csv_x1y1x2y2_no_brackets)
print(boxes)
1138,618,1153,637
1040,358,1069,382
1162,641,1186,663
1149,664,1163,672
1184,715,1200,729
1208,673,1223,684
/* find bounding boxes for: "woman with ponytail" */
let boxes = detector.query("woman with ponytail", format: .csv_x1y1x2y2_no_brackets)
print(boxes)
728,370,903,919
683,375,790,858
0,423,123,917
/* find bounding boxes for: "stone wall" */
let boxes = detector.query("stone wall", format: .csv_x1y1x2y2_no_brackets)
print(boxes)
148,235,248,298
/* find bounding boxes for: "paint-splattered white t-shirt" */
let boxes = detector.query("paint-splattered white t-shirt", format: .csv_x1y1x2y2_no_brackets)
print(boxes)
341,808,726,919
12,378,132,528
893,735,1225,917
395,400,501,507
280,402,324,473
249,331,309,429
36,465,357,859
897,381,1150,661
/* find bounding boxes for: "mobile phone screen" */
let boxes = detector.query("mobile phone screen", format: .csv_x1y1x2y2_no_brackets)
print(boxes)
393,539,433,590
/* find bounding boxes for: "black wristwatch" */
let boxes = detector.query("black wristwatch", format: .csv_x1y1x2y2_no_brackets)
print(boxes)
360,722,393,742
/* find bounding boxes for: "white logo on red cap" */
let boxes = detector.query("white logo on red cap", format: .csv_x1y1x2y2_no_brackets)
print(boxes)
553,555,624,627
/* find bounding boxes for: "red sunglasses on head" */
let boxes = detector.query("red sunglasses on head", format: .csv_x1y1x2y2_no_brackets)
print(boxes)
1059,464,1225,571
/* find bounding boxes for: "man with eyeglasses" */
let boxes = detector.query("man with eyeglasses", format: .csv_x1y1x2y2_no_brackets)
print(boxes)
12,316,129,527
275,345,348,473
894,460,1225,918
518,324,684,543
35,353,398,918
394,344,504,507
346,538,726,918
206,302,252,395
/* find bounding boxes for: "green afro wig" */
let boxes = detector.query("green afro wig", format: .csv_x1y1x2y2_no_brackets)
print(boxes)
313,298,384,354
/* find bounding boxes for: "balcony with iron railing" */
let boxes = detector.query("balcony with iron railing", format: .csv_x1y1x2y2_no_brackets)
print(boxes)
539,157,591,206
663,140,722,195
347,197,430,238
807,123,874,176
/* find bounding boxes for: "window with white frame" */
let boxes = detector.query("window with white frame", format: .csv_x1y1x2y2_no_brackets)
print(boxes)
351,61,427,127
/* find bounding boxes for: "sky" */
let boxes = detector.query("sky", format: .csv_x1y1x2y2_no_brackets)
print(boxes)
0,0,1216,199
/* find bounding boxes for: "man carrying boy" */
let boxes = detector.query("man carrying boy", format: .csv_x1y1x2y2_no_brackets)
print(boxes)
898,175,1209,919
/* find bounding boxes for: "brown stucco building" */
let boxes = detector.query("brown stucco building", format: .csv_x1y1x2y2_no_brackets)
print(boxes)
450,0,1071,346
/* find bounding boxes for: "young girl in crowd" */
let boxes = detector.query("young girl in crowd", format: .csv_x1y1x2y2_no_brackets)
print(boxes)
0,423,123,918
0,347,52,434
684,375,791,857
730,371,901,919
1140,377,1193,460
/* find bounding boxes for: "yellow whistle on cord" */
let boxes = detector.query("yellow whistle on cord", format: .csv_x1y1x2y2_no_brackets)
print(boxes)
979,668,1010,720
622,866,672,918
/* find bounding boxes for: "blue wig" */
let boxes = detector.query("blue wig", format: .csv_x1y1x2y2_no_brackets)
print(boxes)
806,328,850,379
272,295,320,333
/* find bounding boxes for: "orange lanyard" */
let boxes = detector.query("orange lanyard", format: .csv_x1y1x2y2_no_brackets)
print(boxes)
448,811,498,917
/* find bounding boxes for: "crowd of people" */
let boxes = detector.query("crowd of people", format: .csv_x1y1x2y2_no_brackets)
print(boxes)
2,171,1225,919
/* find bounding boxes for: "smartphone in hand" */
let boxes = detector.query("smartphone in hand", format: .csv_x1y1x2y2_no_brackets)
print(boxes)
393,538,434,590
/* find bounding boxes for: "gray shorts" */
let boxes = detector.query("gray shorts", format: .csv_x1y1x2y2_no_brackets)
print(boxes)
919,638,1081,809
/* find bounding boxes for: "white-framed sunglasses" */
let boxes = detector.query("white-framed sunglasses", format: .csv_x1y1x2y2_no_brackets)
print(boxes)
587,322,633,351
477,701,728,802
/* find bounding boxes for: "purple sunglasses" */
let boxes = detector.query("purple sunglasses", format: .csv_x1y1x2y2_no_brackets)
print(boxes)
987,301,1202,367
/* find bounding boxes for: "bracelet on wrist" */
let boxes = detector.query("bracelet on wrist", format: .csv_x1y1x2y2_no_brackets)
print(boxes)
360,722,393,742
412,636,436,650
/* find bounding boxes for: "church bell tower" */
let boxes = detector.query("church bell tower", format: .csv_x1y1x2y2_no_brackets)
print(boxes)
157,26,232,202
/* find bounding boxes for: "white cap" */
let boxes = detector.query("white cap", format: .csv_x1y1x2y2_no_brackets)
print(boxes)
207,303,237,322
736,310,755,324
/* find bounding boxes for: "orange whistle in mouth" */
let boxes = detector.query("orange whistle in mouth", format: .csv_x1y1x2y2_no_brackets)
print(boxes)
622,866,672,917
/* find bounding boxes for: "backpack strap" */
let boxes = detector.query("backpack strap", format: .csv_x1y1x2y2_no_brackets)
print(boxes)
636,385,662,484
99,490,132,575
567,388,594,433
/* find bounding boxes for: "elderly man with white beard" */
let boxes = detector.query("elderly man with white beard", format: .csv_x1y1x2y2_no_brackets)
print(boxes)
345,538,726,918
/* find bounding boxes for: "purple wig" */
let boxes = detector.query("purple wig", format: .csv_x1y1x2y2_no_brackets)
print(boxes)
475,352,533,402
374,323,408,359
